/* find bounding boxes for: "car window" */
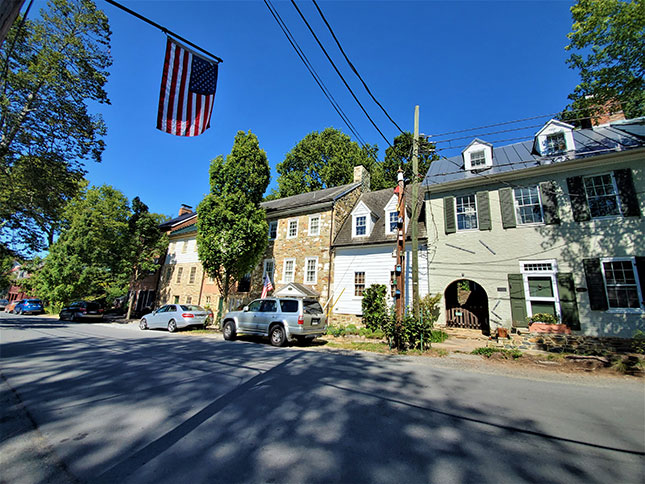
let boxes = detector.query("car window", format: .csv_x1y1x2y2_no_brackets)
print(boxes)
166,305,177,312
280,299,299,313
180,305,204,312
157,305,169,313
247,300,262,312
260,300,277,312
87,302,100,311
303,300,323,314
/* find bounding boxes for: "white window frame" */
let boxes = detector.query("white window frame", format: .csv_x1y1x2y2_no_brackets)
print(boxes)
308,215,320,236
600,257,644,312
354,215,368,237
513,186,544,225
583,173,622,219
470,149,487,168
462,142,493,170
287,219,298,239
545,132,567,155
386,210,398,235
304,257,318,285
263,258,275,284
520,260,561,321
268,221,278,240
455,195,478,231
282,258,296,283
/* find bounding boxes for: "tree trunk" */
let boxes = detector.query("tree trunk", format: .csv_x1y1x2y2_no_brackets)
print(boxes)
216,274,229,324
125,267,139,320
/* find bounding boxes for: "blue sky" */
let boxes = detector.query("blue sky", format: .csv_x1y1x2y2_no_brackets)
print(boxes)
41,0,580,219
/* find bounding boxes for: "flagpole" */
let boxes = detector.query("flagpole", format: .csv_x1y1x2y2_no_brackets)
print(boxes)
104,0,223,63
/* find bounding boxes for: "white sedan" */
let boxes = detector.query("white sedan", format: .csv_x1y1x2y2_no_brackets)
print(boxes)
140,304,208,332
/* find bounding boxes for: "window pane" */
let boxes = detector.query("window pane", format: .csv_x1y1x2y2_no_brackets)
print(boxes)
584,174,621,218
531,301,556,316
269,222,277,239
456,195,477,230
470,150,486,167
603,260,640,308
280,299,299,312
356,216,366,235
309,217,320,235
306,259,317,283
545,132,566,154
355,271,365,296
528,276,554,298
514,186,543,224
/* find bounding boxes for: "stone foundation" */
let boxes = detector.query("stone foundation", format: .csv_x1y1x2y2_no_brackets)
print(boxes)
492,333,640,354
329,313,363,326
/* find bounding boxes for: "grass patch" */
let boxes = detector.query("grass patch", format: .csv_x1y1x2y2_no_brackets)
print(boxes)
472,347,523,359
325,341,391,353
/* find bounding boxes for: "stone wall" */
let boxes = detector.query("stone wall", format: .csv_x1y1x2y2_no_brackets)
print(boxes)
493,332,640,354
329,312,363,326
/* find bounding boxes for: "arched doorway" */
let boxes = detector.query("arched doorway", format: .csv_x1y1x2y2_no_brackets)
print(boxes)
444,279,490,335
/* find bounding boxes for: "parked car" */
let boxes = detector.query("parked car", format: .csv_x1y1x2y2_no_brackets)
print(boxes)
139,304,209,332
13,298,44,315
59,301,104,322
221,297,327,347
0,299,8,311
5,299,24,313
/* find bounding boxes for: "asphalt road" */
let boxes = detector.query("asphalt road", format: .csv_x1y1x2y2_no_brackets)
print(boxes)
1,313,644,484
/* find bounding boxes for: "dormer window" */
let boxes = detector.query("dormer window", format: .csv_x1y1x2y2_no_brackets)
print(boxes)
462,139,493,171
388,211,398,233
470,150,487,168
534,119,575,156
355,216,366,236
351,200,373,238
545,132,566,155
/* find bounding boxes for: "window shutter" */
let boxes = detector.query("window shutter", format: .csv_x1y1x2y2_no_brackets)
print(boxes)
557,273,580,330
444,196,456,234
567,176,591,222
582,258,608,311
499,188,516,228
508,273,527,327
613,169,641,217
539,181,561,225
476,191,491,230
635,257,645,304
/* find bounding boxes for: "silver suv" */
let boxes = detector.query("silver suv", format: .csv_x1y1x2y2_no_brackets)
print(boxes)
221,297,327,346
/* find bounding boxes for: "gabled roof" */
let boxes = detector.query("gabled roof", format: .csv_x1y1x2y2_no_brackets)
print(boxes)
261,182,361,216
158,211,197,231
273,282,320,298
423,118,645,188
334,187,426,247
462,138,493,151
170,223,197,236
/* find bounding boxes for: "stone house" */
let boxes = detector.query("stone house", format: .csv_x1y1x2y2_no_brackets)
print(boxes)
422,117,645,338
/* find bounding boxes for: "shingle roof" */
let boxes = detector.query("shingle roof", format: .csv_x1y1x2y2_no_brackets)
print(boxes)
170,223,197,236
261,182,361,215
159,211,197,231
334,187,426,247
423,118,645,188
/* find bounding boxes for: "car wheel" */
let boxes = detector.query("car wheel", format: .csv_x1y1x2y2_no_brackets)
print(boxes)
167,319,177,333
140,318,148,330
223,320,236,341
269,325,287,347
18,309,23,315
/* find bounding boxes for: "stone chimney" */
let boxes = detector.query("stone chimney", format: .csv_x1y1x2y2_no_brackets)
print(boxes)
353,165,370,192
178,204,193,216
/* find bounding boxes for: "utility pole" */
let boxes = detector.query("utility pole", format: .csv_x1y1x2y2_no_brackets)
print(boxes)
411,105,420,320
394,168,406,347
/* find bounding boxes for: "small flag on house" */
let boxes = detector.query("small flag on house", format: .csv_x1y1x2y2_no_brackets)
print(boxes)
157,37,219,137
261,273,274,299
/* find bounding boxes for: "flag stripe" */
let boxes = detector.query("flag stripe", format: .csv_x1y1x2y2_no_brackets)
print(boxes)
166,43,181,134
175,49,190,135
157,38,173,130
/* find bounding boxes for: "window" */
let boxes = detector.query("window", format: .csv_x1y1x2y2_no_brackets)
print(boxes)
205,296,211,304
263,259,275,284
286,219,298,238
182,240,188,253
173,296,180,304
470,149,486,168
260,300,277,312
308,215,320,236
520,260,560,320
355,215,367,236
247,300,262,312
280,299,299,313
305,257,317,284
354,271,365,297
268,221,278,240
584,174,621,218
388,211,398,234
166,267,173,281
238,273,251,292
175,267,183,283
513,186,544,225
186,295,192,304
207,276,214,284
601,259,642,309
545,132,566,154
189,266,197,284
283,259,295,283
456,195,477,230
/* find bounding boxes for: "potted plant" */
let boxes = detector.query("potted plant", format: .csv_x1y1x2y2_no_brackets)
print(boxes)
457,280,471,305
527,313,572,334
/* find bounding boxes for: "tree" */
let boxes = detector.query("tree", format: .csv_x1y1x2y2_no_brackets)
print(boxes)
565,0,645,119
197,131,270,321
125,197,168,319
273,128,380,197
0,0,111,253
382,132,437,188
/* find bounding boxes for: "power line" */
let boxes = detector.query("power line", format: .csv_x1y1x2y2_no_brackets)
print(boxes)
311,0,405,135
263,0,368,148
290,0,392,147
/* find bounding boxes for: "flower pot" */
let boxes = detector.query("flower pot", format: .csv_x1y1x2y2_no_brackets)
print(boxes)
529,323,572,334
496,327,509,339
457,288,471,305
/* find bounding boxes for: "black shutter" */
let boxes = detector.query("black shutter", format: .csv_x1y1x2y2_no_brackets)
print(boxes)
557,273,580,330
499,188,516,229
614,169,641,217
444,196,456,234
567,176,591,222
583,258,608,310
635,257,645,306
508,273,527,327
477,191,491,230
540,181,561,225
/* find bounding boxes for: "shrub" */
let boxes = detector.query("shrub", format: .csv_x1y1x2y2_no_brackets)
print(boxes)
361,284,389,331
632,330,645,354
472,347,523,359
527,313,559,324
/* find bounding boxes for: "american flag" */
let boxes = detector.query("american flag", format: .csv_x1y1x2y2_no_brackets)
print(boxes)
261,273,274,299
157,38,219,137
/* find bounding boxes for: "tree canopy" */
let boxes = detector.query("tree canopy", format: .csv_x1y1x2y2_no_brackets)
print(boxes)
382,132,437,187
0,0,111,253
197,130,270,319
565,0,644,119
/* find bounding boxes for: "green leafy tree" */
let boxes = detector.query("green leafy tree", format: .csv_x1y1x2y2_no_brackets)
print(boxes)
274,128,379,197
197,131,270,321
361,284,389,332
565,0,645,119
0,243,15,291
125,197,168,319
382,132,437,188
0,0,111,253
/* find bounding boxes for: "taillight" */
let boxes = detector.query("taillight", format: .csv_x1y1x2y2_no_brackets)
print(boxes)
80,308,87,313
182,313,194,318
98,308,104,313
297,314,304,325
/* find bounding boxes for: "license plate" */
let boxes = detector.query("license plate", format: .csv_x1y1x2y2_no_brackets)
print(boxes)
312,318,319,325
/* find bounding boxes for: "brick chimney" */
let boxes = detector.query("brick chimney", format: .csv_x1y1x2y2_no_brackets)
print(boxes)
591,100,626,126
353,165,370,192
178,204,193,216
